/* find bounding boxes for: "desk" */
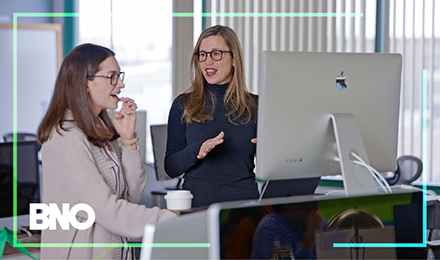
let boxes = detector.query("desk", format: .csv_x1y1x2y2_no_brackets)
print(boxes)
150,189,168,208
0,224,40,259
0,215,30,231
3,252,40,259
3,241,40,259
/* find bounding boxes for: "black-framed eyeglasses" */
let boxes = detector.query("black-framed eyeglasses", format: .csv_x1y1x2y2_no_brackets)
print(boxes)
88,72,125,86
196,50,231,62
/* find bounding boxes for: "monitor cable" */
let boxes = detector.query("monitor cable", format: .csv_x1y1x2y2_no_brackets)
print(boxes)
348,151,393,194
333,152,393,194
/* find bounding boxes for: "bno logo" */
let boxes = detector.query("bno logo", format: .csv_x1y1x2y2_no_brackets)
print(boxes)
29,203,95,230
336,71,347,91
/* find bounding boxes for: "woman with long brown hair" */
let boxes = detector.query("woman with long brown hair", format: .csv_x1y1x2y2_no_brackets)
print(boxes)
165,25,259,207
37,43,176,259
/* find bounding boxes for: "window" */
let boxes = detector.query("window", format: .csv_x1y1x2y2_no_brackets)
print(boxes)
202,0,376,93
388,0,440,182
78,0,173,162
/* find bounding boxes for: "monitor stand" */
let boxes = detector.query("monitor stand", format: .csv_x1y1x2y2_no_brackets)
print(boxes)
331,113,378,196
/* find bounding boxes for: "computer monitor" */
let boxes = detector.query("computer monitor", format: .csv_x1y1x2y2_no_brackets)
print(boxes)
256,52,402,196
206,190,423,259
0,141,41,219
140,210,209,259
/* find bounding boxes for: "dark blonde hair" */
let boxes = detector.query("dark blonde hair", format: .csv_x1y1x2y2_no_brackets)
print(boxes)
181,25,257,125
37,43,119,147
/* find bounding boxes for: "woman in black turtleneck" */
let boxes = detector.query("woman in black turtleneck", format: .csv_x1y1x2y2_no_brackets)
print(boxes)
165,25,259,207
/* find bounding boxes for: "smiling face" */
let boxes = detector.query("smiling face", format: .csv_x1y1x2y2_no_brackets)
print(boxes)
87,56,124,117
199,35,234,85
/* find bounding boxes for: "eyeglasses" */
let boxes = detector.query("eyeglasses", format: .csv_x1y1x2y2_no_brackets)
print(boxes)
88,72,125,86
196,50,231,62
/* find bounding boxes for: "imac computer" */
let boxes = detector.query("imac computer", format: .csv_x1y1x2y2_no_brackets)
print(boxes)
256,51,402,196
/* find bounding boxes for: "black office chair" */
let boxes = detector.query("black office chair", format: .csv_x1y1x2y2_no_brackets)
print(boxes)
0,164,39,217
386,155,423,185
3,132,37,142
0,164,13,218
150,124,183,186
149,124,182,208
3,132,41,151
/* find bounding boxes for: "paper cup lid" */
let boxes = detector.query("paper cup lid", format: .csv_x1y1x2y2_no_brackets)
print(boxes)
164,190,193,200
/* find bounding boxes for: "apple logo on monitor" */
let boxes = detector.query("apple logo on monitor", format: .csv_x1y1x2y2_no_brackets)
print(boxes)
336,71,347,91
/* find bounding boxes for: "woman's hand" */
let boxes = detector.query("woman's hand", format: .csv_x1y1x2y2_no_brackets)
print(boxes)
197,131,224,159
113,97,137,150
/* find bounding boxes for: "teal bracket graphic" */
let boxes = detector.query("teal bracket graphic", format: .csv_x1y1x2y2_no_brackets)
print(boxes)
12,10,362,249
333,69,429,249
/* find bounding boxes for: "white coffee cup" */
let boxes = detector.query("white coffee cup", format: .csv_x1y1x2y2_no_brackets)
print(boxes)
164,190,193,210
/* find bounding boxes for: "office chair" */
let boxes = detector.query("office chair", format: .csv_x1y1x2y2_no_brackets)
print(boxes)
0,163,39,217
150,124,182,208
3,132,37,142
3,132,41,151
386,155,423,185
150,124,182,186
0,141,41,217
0,164,13,218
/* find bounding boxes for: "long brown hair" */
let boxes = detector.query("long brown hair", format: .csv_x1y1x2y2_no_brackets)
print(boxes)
37,43,119,147
182,25,257,125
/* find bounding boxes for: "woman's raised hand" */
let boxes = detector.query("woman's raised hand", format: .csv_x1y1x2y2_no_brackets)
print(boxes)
113,97,137,148
197,131,224,159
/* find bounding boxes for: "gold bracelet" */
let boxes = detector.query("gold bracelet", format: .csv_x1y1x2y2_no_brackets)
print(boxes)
121,132,139,146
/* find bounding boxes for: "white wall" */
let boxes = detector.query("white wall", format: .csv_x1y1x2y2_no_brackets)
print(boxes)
0,24,59,137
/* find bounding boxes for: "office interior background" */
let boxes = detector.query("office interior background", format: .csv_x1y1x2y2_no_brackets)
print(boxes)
1,0,439,187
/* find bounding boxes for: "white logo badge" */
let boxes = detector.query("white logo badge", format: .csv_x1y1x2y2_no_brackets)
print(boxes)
29,203,95,230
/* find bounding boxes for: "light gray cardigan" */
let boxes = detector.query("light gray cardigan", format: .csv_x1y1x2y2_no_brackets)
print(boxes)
40,116,177,259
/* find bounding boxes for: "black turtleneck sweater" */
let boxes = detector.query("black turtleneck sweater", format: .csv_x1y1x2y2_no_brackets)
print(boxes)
165,82,259,207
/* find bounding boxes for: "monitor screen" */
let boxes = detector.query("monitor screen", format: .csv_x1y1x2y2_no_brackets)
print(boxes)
208,191,423,259
0,141,40,218
255,52,402,196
